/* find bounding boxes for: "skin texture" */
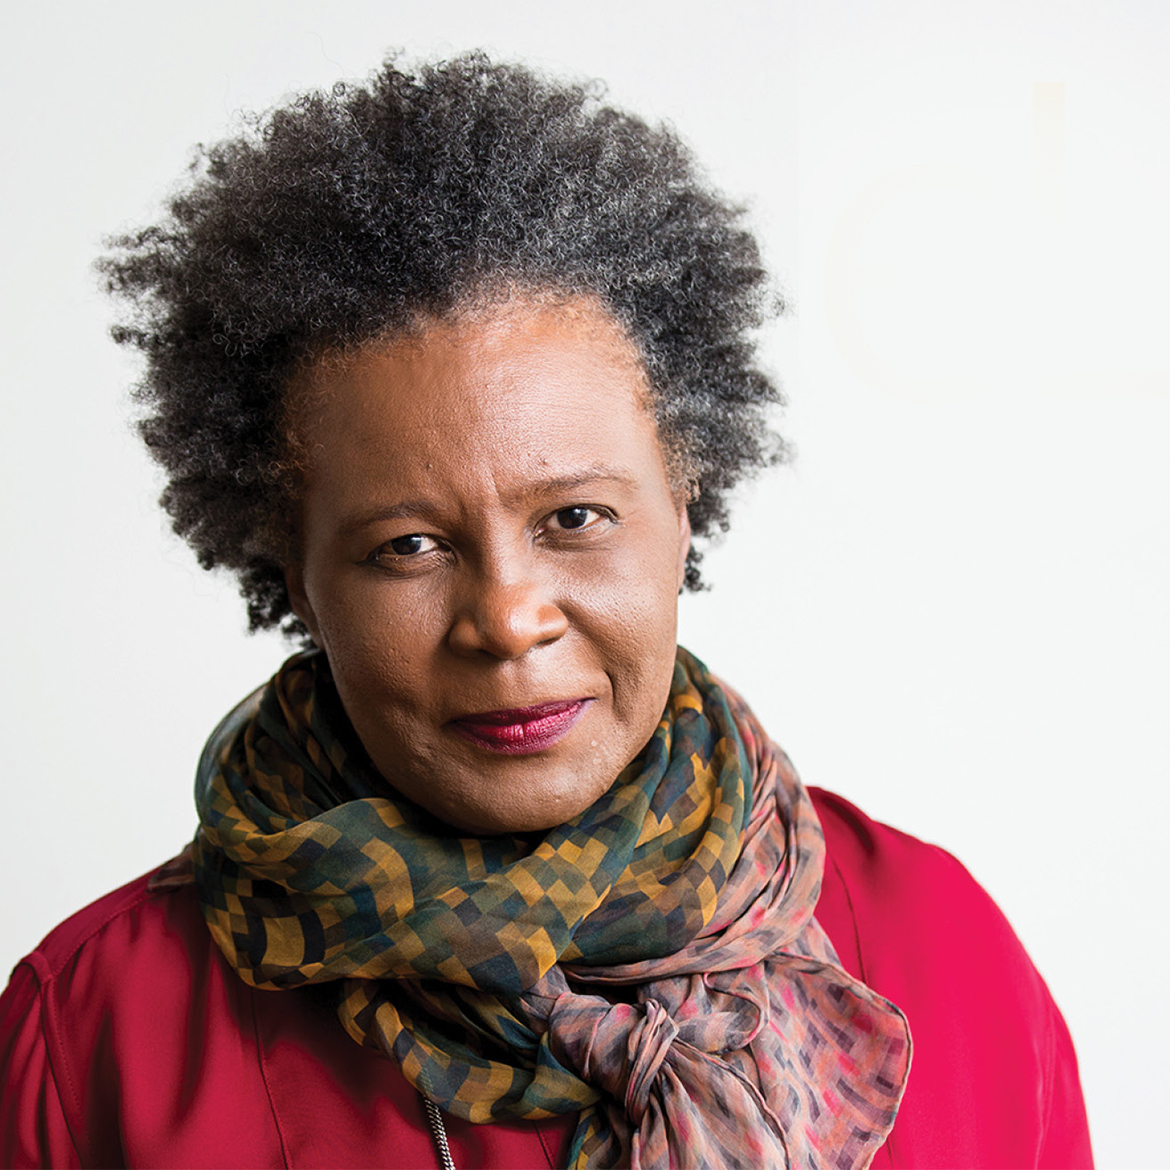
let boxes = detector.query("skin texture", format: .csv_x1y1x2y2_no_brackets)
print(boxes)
286,301,691,834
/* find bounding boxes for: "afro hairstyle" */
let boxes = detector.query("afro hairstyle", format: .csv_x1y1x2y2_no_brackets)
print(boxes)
100,52,786,635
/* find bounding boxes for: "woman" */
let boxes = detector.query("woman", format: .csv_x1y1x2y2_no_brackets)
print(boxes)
0,54,1091,1169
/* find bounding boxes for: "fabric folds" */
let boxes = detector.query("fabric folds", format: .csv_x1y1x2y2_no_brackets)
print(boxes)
194,647,911,1169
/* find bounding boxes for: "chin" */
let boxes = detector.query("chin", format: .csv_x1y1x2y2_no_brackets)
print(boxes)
433,771,617,837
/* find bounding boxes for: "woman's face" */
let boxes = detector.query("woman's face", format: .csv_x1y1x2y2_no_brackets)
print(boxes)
286,301,690,834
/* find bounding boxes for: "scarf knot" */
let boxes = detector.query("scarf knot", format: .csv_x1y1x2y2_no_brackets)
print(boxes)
546,996,679,1126
624,1000,676,1125
547,986,791,1168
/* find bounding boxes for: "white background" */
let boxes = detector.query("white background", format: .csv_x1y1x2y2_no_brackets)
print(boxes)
2,2,1166,1166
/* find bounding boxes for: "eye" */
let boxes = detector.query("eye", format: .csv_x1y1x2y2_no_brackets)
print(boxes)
544,506,608,532
374,533,440,560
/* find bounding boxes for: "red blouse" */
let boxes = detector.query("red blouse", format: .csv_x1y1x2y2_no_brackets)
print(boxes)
0,789,1092,1168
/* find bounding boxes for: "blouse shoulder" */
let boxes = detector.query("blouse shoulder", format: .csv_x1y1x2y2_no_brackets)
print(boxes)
808,786,1093,1169
1,858,566,1170
12,867,170,986
0,855,235,1169
808,786,1026,980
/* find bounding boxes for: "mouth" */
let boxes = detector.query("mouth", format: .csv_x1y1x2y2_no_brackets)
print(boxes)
448,699,592,755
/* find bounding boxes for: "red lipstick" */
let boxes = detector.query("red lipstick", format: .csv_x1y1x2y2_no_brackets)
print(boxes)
449,699,591,755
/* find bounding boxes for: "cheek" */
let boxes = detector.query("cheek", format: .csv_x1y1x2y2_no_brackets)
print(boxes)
312,580,444,720
571,531,681,724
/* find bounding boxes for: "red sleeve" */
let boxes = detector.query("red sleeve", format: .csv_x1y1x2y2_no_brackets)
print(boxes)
1038,992,1093,1170
0,958,81,1169
810,787,1093,1170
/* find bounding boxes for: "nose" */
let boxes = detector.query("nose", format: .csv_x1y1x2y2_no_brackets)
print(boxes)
447,571,569,660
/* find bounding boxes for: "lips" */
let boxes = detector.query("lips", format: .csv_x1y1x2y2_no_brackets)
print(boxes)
449,699,591,755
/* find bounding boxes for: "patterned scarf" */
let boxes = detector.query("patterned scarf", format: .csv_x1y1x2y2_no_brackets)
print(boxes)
194,648,911,1169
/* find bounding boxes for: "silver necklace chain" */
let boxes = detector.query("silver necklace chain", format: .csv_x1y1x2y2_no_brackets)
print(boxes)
422,1094,457,1170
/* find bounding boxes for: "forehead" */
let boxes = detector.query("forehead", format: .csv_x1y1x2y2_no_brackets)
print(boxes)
293,300,667,499
382,299,646,406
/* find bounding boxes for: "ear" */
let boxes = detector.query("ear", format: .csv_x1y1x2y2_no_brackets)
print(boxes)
284,564,323,647
676,501,692,591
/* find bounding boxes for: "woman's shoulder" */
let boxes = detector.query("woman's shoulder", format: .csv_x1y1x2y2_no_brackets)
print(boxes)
811,785,996,894
0,855,571,1170
8,851,204,992
809,785,1058,1001
808,783,1055,1060
809,786,1093,1169
808,785,1028,968
0,852,272,1169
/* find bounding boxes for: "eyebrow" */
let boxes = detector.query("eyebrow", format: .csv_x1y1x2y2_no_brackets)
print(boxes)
525,466,641,497
336,465,641,538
